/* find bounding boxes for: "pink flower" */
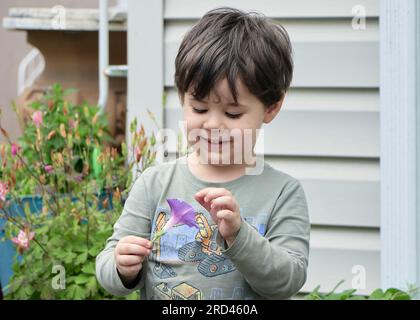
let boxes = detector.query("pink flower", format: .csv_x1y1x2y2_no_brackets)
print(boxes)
135,146,142,162
0,180,9,201
32,111,43,128
44,165,54,174
11,229,35,253
11,143,19,157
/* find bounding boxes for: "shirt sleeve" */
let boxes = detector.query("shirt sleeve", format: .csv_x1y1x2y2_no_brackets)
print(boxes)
216,180,310,299
95,174,152,296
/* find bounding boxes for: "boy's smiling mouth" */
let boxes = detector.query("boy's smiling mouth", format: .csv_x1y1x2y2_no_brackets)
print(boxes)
202,137,231,144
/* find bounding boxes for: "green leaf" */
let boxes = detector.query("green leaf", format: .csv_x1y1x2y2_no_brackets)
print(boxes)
24,285,34,297
121,142,127,158
75,251,88,265
92,147,102,179
86,277,98,297
81,263,95,275
368,288,385,300
88,246,99,257
74,274,91,285
74,285,86,300
384,288,411,300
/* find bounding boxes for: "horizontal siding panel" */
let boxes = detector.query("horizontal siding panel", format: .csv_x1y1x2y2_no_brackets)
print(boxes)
165,41,379,88
264,156,379,181
265,110,379,157
302,226,380,295
164,0,379,19
302,247,380,294
165,19,379,43
283,88,379,112
266,157,379,227
292,42,378,88
164,108,379,158
302,179,379,227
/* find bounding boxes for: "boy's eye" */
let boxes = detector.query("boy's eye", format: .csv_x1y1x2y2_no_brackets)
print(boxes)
225,113,242,119
192,107,242,119
192,107,207,114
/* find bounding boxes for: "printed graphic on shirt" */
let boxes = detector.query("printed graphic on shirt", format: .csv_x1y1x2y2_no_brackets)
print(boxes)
209,286,246,299
152,282,202,300
151,209,236,278
151,211,177,279
243,213,269,236
153,262,177,279
151,282,247,300
178,213,236,277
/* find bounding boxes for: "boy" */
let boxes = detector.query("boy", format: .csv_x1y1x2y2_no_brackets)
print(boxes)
96,7,310,300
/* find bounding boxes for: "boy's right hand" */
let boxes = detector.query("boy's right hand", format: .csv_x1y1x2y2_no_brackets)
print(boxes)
115,236,153,283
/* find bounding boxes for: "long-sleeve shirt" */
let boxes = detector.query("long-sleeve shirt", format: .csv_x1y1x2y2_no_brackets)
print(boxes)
96,155,310,300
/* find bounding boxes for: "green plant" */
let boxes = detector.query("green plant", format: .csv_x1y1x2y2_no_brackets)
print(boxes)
0,84,158,299
305,280,418,300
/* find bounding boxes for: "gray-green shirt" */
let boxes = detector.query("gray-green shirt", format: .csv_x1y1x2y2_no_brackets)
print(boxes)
96,155,310,300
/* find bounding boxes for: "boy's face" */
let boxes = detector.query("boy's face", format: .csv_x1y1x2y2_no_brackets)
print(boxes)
182,78,283,166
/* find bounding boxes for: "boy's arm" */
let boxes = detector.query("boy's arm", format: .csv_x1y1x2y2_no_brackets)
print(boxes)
96,175,152,297
216,180,310,299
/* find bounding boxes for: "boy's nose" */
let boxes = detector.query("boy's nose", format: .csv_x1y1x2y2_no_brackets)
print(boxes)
202,113,224,131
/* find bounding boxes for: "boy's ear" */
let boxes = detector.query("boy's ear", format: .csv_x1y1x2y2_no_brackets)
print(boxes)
263,96,285,124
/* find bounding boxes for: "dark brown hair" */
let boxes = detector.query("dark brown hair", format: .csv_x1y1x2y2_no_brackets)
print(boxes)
175,7,293,107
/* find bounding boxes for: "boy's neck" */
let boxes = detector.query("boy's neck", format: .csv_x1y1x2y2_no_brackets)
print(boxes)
186,151,256,183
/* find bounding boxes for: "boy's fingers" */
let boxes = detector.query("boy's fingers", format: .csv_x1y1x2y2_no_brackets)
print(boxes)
122,236,153,249
118,243,151,256
216,209,234,221
195,188,231,213
195,188,214,198
117,254,144,267
203,188,230,203
118,265,141,275
210,195,236,212
195,191,212,211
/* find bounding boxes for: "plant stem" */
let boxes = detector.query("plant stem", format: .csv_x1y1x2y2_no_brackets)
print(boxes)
36,140,61,215
83,183,90,250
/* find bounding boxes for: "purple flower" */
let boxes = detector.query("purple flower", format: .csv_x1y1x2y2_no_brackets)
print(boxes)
164,198,198,231
44,165,54,174
152,198,198,242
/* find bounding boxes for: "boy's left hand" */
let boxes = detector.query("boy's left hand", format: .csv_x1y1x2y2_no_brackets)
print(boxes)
195,188,241,247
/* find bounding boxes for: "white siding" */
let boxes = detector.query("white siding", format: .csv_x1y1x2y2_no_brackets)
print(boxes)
162,0,380,295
